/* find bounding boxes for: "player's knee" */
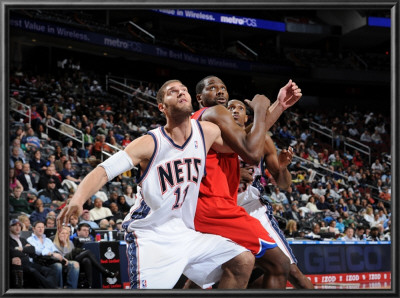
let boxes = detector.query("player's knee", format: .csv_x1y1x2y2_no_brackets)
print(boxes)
223,251,255,276
258,248,290,276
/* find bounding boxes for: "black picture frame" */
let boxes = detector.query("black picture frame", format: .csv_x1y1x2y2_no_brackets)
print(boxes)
1,1,398,297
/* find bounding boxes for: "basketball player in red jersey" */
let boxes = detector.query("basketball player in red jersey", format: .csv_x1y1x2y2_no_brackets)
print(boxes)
229,99,314,289
191,76,302,288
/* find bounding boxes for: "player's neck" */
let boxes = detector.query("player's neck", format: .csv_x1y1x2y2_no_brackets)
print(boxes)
164,118,192,146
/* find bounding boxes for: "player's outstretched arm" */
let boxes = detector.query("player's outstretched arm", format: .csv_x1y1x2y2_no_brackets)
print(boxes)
57,135,154,231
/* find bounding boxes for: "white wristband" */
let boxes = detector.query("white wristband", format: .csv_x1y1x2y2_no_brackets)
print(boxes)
98,150,134,181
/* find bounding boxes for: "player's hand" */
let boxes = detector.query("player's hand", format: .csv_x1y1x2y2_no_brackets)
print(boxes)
56,202,83,232
278,146,294,168
244,94,270,113
277,80,302,110
240,166,254,184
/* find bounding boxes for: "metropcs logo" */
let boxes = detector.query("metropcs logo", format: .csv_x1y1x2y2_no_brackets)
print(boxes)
220,15,257,27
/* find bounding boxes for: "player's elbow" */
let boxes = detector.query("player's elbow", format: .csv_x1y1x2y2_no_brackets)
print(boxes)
242,152,263,166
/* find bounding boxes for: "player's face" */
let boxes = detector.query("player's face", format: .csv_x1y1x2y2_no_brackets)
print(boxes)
197,77,229,107
159,82,193,117
227,100,247,127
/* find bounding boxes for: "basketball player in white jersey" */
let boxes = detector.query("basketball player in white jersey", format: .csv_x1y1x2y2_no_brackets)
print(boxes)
57,80,271,289
228,99,314,289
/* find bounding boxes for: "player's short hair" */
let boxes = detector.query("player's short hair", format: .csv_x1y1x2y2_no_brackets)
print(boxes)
156,80,181,104
195,75,220,95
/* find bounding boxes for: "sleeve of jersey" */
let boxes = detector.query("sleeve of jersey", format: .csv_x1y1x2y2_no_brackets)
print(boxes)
97,150,134,181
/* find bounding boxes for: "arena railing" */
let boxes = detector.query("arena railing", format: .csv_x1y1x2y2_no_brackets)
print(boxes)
106,76,158,107
309,120,371,164
44,117,85,148
344,137,371,165
10,98,31,127
290,152,389,205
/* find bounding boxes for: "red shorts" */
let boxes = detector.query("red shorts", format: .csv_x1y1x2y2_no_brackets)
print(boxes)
194,195,277,257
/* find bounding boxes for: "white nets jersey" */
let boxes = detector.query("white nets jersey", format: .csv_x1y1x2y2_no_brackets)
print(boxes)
123,119,206,232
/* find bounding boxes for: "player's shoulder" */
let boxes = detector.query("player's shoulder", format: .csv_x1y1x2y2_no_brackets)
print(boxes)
202,105,231,122
198,120,220,133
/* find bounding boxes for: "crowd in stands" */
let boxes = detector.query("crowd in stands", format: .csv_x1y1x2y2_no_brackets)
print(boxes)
8,67,391,289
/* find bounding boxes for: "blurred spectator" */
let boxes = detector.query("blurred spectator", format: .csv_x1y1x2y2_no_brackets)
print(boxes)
55,153,68,173
68,215,79,236
90,80,103,93
62,139,74,157
305,223,321,240
60,160,81,191
96,113,112,128
89,198,113,222
83,126,94,144
284,219,299,238
316,195,330,212
285,202,302,222
371,158,384,173
9,219,58,288
25,104,43,131
18,214,32,231
354,225,366,240
123,184,136,206
68,148,83,164
29,150,47,173
38,164,62,190
305,196,320,213
10,146,26,169
29,199,51,223
335,217,345,233
10,167,23,191
17,163,38,194
109,202,124,223
116,195,131,216
23,127,42,151
339,227,356,241
62,223,117,288
98,219,113,230
324,204,340,221
360,130,372,143
27,221,79,288
115,219,124,232
38,178,64,205
103,191,119,209
79,209,99,229
93,134,112,159
366,226,380,241
270,187,289,205
371,129,382,144
10,186,32,214
279,125,296,147
82,197,95,211
327,220,340,235
312,182,326,199
363,207,376,228
96,122,108,136
45,216,56,228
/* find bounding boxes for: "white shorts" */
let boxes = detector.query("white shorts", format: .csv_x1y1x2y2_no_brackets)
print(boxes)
125,217,247,289
240,198,297,265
